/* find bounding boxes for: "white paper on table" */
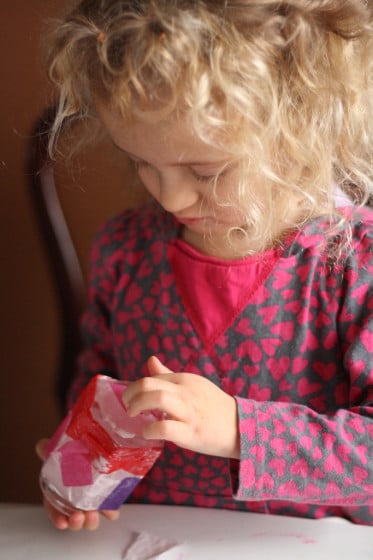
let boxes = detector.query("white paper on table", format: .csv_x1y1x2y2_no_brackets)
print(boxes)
122,530,185,560
3,504,373,560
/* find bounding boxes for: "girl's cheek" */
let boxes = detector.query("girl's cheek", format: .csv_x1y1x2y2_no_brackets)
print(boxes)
137,169,160,197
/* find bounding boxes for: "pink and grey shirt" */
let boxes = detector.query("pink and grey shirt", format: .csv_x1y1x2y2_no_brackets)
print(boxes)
69,204,373,525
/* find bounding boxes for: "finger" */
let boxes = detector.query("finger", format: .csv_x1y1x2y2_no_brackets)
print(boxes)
147,355,174,376
67,510,86,531
46,506,85,532
122,375,175,408
44,499,69,530
101,509,120,521
143,418,192,449
83,511,100,531
125,386,188,421
35,438,50,461
52,515,69,530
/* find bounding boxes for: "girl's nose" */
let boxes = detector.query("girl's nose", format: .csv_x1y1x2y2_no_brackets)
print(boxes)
158,171,199,214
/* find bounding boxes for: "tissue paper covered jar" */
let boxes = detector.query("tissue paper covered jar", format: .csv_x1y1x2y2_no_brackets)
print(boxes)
40,374,163,515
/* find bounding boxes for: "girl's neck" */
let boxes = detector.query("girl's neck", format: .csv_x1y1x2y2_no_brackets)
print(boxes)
181,226,274,260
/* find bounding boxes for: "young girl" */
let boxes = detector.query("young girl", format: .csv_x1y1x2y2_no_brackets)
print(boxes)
37,0,373,530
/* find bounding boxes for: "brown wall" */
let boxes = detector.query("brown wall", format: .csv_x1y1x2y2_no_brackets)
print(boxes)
1,0,64,505
0,2,143,503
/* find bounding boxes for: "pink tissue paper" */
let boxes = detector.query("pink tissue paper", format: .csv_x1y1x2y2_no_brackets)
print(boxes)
40,375,163,513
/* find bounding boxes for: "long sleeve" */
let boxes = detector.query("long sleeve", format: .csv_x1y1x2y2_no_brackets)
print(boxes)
235,397,373,505
234,220,373,506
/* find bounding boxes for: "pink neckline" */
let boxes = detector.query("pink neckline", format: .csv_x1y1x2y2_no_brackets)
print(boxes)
168,241,280,348
173,237,280,266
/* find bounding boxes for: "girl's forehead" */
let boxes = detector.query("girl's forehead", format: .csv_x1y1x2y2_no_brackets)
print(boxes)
98,104,234,163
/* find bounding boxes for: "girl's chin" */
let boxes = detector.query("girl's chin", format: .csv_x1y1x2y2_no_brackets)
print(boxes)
178,217,235,233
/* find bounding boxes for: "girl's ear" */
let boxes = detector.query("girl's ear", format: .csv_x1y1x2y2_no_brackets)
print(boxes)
147,355,174,376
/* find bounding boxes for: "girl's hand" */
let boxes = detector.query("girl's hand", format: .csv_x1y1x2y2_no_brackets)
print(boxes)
35,438,120,530
122,356,240,459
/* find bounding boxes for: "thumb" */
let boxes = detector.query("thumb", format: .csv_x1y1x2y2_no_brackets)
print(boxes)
35,438,50,461
147,355,174,376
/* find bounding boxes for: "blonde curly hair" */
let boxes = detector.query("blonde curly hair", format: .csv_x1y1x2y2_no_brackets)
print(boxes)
46,0,373,251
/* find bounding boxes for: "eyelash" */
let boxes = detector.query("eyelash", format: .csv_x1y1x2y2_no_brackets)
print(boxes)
133,160,148,170
191,170,219,183
132,160,223,183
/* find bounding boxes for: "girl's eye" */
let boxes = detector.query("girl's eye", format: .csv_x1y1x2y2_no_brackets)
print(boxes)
192,172,215,182
191,169,226,183
130,159,227,182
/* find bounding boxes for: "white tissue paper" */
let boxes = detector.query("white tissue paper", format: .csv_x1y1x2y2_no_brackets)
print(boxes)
122,531,185,560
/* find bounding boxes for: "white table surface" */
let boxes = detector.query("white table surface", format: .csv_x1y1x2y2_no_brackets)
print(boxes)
1,503,373,560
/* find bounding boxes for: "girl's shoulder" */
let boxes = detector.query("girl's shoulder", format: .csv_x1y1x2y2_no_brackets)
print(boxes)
282,205,373,268
89,204,177,263
336,205,373,253
292,205,373,247
96,204,157,242
349,205,373,236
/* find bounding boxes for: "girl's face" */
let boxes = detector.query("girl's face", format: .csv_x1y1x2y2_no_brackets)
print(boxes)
98,106,255,258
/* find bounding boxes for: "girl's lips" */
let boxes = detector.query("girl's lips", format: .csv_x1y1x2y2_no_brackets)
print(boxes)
176,217,205,225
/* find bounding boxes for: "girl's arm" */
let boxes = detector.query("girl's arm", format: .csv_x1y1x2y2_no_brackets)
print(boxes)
231,231,373,506
123,302,373,508
122,350,373,507
234,390,373,506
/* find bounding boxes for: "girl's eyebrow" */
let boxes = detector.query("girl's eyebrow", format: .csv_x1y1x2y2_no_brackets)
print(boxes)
110,140,228,167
